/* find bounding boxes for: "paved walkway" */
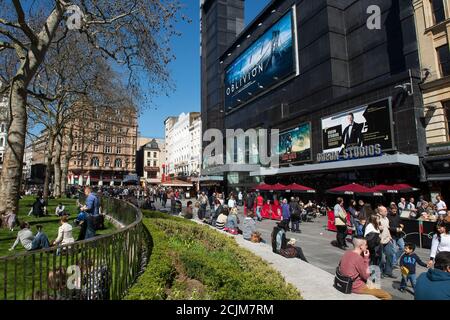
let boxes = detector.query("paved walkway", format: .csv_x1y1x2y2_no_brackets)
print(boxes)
153,200,378,300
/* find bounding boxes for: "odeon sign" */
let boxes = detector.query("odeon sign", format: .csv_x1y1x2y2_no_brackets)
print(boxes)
317,144,382,163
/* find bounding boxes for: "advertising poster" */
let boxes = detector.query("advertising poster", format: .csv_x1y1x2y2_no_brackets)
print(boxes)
224,9,297,110
278,123,311,164
321,99,393,154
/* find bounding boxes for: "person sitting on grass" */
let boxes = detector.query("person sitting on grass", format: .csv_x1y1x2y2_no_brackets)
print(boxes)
31,224,50,250
55,203,66,217
9,222,34,251
52,215,75,247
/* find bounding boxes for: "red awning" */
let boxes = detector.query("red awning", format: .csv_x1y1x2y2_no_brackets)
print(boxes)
270,183,288,191
327,183,381,196
254,183,273,191
285,183,316,193
372,184,419,193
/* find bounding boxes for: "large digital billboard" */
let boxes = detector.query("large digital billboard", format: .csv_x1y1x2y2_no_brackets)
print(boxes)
224,9,298,110
321,98,394,156
278,123,311,165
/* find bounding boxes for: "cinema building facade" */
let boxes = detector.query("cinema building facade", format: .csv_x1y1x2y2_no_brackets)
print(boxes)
200,0,441,199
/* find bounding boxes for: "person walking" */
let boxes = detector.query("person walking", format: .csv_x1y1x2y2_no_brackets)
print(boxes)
281,199,290,227
82,186,100,240
388,204,404,266
398,243,428,292
256,193,264,222
334,197,348,250
289,197,301,233
377,206,396,278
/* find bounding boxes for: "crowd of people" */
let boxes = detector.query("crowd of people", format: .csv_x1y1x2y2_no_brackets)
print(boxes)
334,194,450,300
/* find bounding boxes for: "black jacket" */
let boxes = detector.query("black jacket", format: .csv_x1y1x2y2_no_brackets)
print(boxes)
388,213,402,239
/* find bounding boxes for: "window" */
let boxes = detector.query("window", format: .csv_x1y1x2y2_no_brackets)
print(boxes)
147,160,151,166
444,101,450,139
117,147,121,154
0,152,3,163
0,137,3,147
432,0,446,24
115,158,122,168
105,146,111,153
74,145,77,151
94,145,99,152
147,152,151,158
91,157,99,167
153,160,157,167
117,137,123,144
94,123,100,130
105,157,110,167
106,136,112,143
153,152,157,158
437,45,450,77
1,124,4,132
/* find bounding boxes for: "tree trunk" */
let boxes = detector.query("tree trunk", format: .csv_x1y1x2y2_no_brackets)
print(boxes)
60,126,74,197
0,80,28,215
53,133,62,198
43,132,55,202
0,5,65,214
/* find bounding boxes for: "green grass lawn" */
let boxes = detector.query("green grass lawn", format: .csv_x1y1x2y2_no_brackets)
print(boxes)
125,210,301,300
0,196,114,258
0,196,117,300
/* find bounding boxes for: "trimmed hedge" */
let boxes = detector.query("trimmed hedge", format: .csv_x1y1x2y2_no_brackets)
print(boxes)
125,211,301,300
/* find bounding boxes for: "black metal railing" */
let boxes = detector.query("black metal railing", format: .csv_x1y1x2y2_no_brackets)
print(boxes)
0,194,150,300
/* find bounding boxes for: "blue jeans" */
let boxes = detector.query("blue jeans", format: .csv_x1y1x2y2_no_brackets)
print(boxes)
85,215,96,239
291,219,299,232
393,237,405,265
400,273,417,290
256,206,262,220
380,241,395,276
31,232,50,250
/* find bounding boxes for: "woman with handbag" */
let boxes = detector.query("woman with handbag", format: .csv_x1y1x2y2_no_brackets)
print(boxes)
334,197,348,250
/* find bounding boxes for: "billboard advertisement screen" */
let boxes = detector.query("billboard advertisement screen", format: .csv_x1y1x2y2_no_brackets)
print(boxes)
224,9,297,110
278,122,312,165
321,98,393,154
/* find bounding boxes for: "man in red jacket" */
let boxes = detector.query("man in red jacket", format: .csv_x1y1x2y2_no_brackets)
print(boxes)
338,237,392,300
256,193,264,221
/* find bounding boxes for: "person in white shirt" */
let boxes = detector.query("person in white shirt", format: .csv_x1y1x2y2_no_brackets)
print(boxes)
227,195,236,209
428,221,450,268
238,191,243,206
436,195,447,216
406,197,417,212
52,216,75,246
398,198,406,212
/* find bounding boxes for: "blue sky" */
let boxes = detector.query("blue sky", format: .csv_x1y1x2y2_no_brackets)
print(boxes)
138,0,271,138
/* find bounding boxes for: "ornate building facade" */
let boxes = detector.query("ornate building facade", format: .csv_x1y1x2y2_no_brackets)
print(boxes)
68,105,138,186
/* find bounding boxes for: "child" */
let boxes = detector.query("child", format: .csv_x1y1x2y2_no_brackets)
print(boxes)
399,242,428,292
